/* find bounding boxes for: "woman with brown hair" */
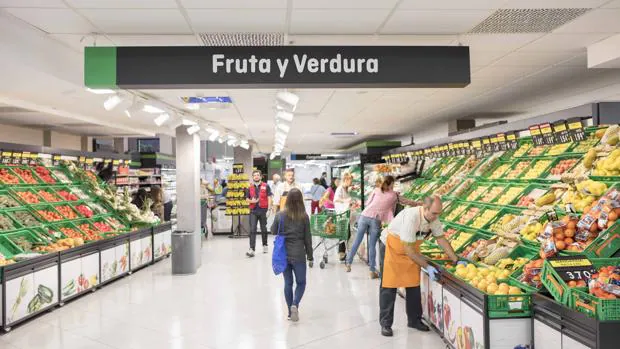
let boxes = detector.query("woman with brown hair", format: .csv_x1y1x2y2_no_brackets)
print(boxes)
150,186,164,220
270,188,313,322
345,175,420,278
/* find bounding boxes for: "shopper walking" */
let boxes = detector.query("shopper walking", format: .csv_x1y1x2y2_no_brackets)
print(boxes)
246,170,273,257
378,195,462,337
334,172,353,262
345,176,420,278
320,178,339,210
309,178,326,214
270,188,313,322
319,172,329,189
273,169,303,212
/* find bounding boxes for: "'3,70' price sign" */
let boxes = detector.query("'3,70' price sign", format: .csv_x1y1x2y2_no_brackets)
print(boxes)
548,255,597,282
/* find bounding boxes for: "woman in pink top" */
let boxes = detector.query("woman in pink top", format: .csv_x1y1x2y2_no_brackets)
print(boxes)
345,176,419,278
320,178,340,210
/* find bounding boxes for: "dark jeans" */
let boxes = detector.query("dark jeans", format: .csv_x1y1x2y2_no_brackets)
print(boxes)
338,227,351,258
379,241,423,328
163,201,173,222
283,261,307,315
249,209,268,250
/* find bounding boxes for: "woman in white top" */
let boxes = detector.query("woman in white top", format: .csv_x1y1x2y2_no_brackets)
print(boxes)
334,172,353,261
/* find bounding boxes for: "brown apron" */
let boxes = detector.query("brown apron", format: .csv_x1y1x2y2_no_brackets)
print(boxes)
382,207,424,288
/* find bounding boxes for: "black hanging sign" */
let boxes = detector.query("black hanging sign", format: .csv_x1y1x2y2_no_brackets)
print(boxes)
482,137,492,153
1,151,12,165
52,154,61,166
547,255,597,282
567,117,586,142
552,121,571,144
497,133,507,151
11,152,22,165
529,125,544,146
540,123,555,145
506,132,519,150
232,163,245,174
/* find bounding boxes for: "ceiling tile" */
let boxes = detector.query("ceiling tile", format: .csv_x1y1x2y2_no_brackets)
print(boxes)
80,9,191,34
49,33,115,52
602,0,620,8
180,0,286,8
501,0,608,9
399,0,508,10
109,35,199,46
65,0,177,8
381,10,493,34
290,9,389,35
459,33,543,51
4,8,95,33
473,65,544,80
493,50,580,66
292,0,399,9
288,34,456,45
519,33,613,52
553,9,620,33
469,49,510,67
187,9,286,32
0,0,65,7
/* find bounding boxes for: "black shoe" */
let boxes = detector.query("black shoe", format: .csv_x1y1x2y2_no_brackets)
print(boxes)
381,326,393,337
408,321,430,332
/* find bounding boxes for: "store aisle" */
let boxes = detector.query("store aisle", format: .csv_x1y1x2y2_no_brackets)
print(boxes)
0,237,445,349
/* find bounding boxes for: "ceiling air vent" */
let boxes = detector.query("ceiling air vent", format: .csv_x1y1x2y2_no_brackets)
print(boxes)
331,132,359,137
199,33,284,46
469,8,590,34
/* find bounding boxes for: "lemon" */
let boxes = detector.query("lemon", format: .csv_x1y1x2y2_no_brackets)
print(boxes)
486,283,499,294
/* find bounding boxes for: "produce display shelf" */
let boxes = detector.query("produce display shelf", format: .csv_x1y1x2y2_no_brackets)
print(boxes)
568,258,620,321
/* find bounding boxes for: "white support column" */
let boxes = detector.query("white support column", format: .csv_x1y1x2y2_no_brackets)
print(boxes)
175,126,202,269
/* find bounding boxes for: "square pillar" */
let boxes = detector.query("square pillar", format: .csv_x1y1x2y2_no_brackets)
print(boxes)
175,126,202,269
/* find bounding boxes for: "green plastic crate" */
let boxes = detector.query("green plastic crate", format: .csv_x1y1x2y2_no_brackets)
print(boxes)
583,222,620,258
2,229,48,253
0,235,22,258
569,258,620,321
0,190,21,210
540,155,582,183
5,207,43,228
478,184,509,204
502,159,535,181
31,187,64,203
541,257,587,305
10,187,45,205
487,279,533,318
0,167,25,185
483,161,512,180
520,158,554,181
511,183,551,208
0,211,22,232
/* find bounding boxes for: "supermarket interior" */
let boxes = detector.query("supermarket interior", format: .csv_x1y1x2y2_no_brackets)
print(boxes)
1,1,620,349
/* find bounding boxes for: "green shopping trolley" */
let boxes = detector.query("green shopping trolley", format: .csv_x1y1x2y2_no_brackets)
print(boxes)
310,210,350,269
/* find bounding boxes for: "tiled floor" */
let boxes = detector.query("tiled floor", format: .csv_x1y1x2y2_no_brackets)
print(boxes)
0,236,446,349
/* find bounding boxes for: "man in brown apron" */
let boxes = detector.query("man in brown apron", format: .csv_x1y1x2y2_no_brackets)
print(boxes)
378,195,461,337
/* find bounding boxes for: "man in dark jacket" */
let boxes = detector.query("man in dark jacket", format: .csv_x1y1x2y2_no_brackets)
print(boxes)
319,172,329,189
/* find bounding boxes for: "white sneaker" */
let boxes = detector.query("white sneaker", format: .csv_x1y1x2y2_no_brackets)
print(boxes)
263,245,269,254
290,305,299,322
246,249,255,257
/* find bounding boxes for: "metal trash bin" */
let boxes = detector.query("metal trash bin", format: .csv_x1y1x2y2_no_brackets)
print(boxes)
172,230,197,275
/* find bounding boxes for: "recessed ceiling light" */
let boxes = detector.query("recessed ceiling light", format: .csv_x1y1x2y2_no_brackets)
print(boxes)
187,125,201,135
276,110,294,122
182,118,197,126
276,123,290,133
143,104,165,114
87,88,115,95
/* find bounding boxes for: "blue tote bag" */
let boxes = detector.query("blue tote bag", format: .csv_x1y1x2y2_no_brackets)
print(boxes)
272,214,288,275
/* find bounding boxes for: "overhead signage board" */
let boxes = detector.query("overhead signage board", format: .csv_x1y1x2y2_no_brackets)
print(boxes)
85,46,471,89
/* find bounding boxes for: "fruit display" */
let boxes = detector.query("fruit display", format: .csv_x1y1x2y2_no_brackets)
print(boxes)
586,265,619,300
516,259,544,289
449,231,474,251
37,190,61,202
592,148,620,177
548,158,579,178
519,221,545,242
33,238,81,253
93,221,113,233
0,193,20,208
13,168,39,184
435,176,463,196
88,202,108,215
479,186,505,203
488,164,510,179
457,207,480,225
489,214,530,236
547,143,571,156
55,205,79,219
454,263,524,296
0,214,17,231
513,143,532,157
522,160,552,179
527,146,547,156
36,209,63,222
538,215,581,257
573,136,599,153
51,170,72,183
466,185,489,201
12,210,40,227
15,191,40,204
471,209,499,229
34,166,56,184
105,217,125,230
505,160,531,179
446,205,467,221
77,223,103,241
450,178,474,198
0,169,20,184
57,190,79,201
473,152,504,176
496,186,525,205
75,204,94,218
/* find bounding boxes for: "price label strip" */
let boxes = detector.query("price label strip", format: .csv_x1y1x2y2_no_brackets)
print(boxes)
548,255,597,282
567,117,586,142
21,152,31,165
52,154,61,166
506,132,518,150
1,151,13,165
12,152,22,165
552,121,571,144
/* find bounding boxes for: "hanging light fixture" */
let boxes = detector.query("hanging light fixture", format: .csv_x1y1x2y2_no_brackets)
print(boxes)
143,104,165,114
154,113,170,126
103,95,123,111
187,125,201,135
87,88,116,94
276,110,294,122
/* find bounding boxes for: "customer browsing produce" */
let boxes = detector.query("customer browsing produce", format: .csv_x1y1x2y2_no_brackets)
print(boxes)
345,175,420,278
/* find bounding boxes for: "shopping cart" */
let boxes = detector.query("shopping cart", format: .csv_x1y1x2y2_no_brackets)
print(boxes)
310,210,350,269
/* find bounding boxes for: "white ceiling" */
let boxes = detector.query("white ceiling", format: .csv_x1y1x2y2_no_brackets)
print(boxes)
0,0,620,153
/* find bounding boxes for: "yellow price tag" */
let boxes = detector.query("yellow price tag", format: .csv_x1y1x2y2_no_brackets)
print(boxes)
569,121,582,130
507,134,516,141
